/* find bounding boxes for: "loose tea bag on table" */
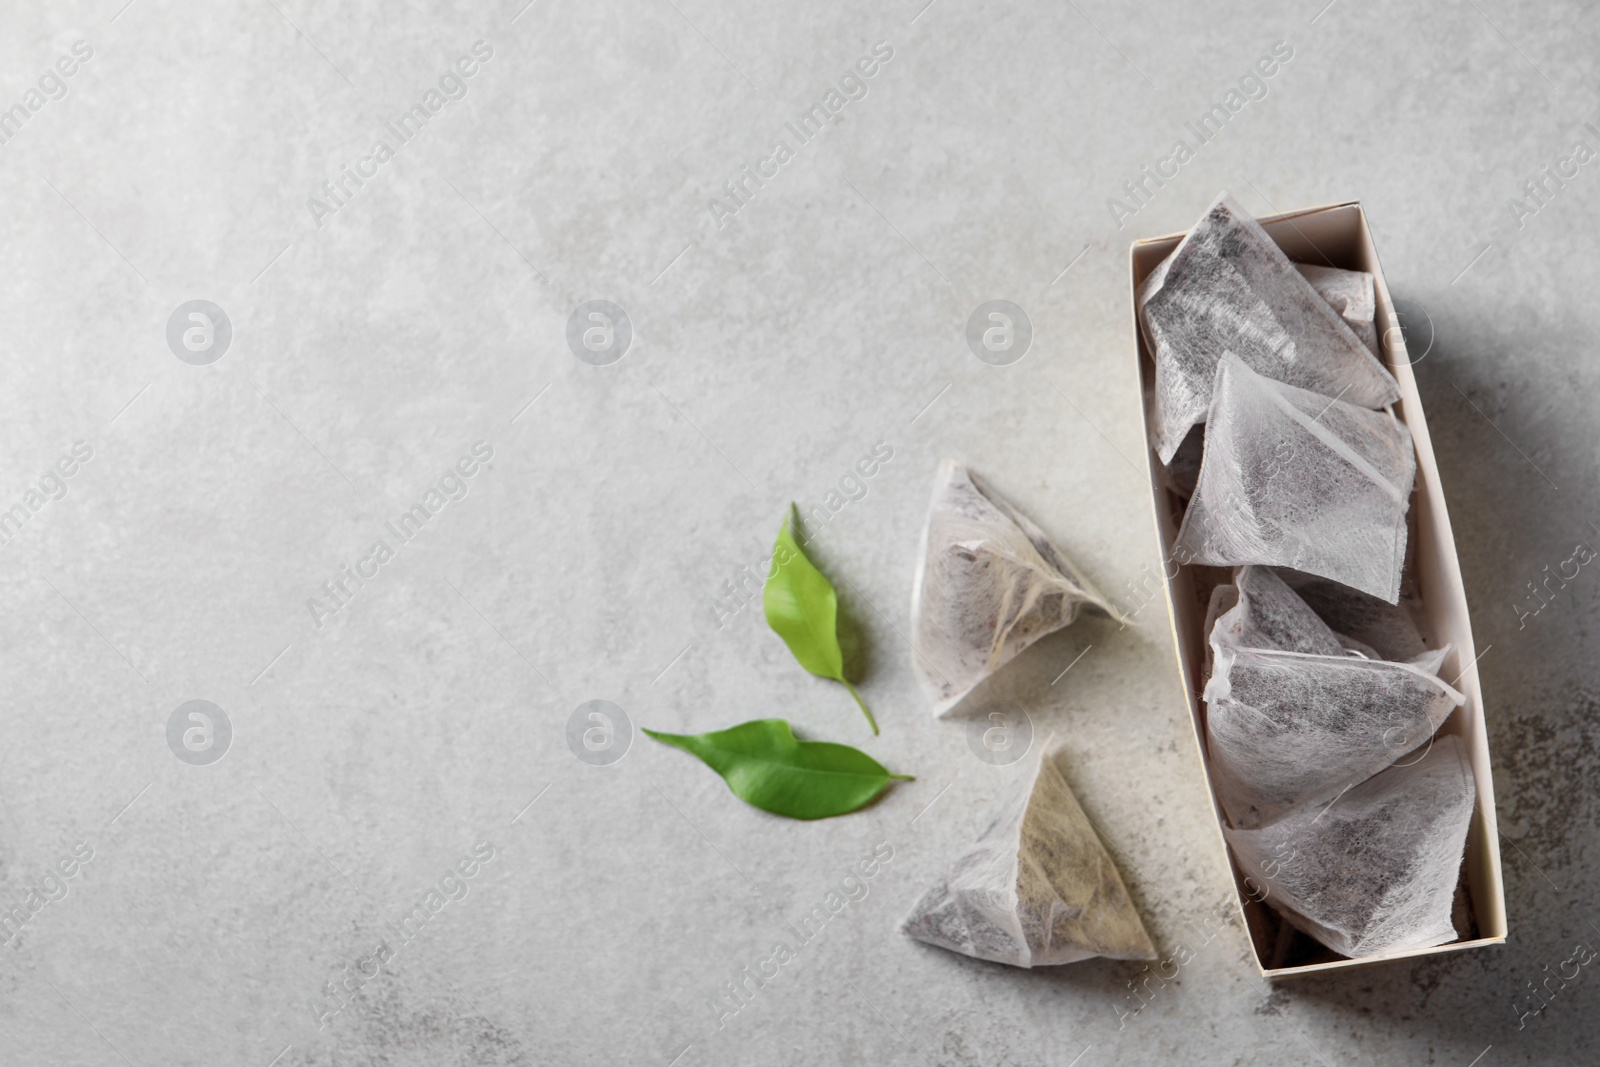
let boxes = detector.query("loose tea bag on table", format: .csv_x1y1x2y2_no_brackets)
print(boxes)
1204,566,1463,828
1172,354,1417,603
1137,192,1399,464
1297,263,1380,355
902,746,1156,967
911,459,1113,718
1224,735,1476,958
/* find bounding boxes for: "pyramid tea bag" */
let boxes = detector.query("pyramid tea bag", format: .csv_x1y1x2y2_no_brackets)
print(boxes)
1297,263,1379,355
1204,567,1464,828
1224,736,1476,958
1172,354,1416,603
1138,193,1399,463
902,747,1156,967
911,459,1113,718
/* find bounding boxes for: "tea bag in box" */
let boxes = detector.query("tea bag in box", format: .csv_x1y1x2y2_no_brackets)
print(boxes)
1172,354,1416,603
1224,736,1475,958
1138,192,1398,463
1204,567,1463,828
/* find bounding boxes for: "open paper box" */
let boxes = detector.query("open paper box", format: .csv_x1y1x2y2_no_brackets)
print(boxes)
1128,200,1508,978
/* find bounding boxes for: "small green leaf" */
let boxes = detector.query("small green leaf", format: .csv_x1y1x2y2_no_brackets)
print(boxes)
644,719,912,820
764,504,877,734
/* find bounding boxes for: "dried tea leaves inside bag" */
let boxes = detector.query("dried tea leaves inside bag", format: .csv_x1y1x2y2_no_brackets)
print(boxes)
911,459,1113,718
1172,354,1416,603
1138,192,1398,463
902,747,1156,967
1204,567,1463,828
1224,736,1476,959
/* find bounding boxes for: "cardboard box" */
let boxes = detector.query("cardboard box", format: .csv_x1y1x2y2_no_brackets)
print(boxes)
1129,200,1508,978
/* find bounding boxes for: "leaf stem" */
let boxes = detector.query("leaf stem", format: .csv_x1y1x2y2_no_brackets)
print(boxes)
843,681,878,735
888,774,916,781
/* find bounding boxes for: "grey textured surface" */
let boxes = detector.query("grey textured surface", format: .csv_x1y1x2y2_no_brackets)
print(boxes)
1,1,1596,1065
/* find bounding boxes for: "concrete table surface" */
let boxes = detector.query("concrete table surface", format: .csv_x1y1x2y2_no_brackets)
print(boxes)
0,1,1596,1064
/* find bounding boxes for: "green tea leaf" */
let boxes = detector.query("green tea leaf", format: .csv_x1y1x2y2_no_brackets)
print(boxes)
764,504,877,734
645,719,911,820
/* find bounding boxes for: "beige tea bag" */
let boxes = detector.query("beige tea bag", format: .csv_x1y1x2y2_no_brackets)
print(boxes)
1172,354,1416,603
902,747,1156,967
910,459,1113,718
1138,192,1398,464
1204,567,1463,828
1297,263,1379,355
1224,736,1476,959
